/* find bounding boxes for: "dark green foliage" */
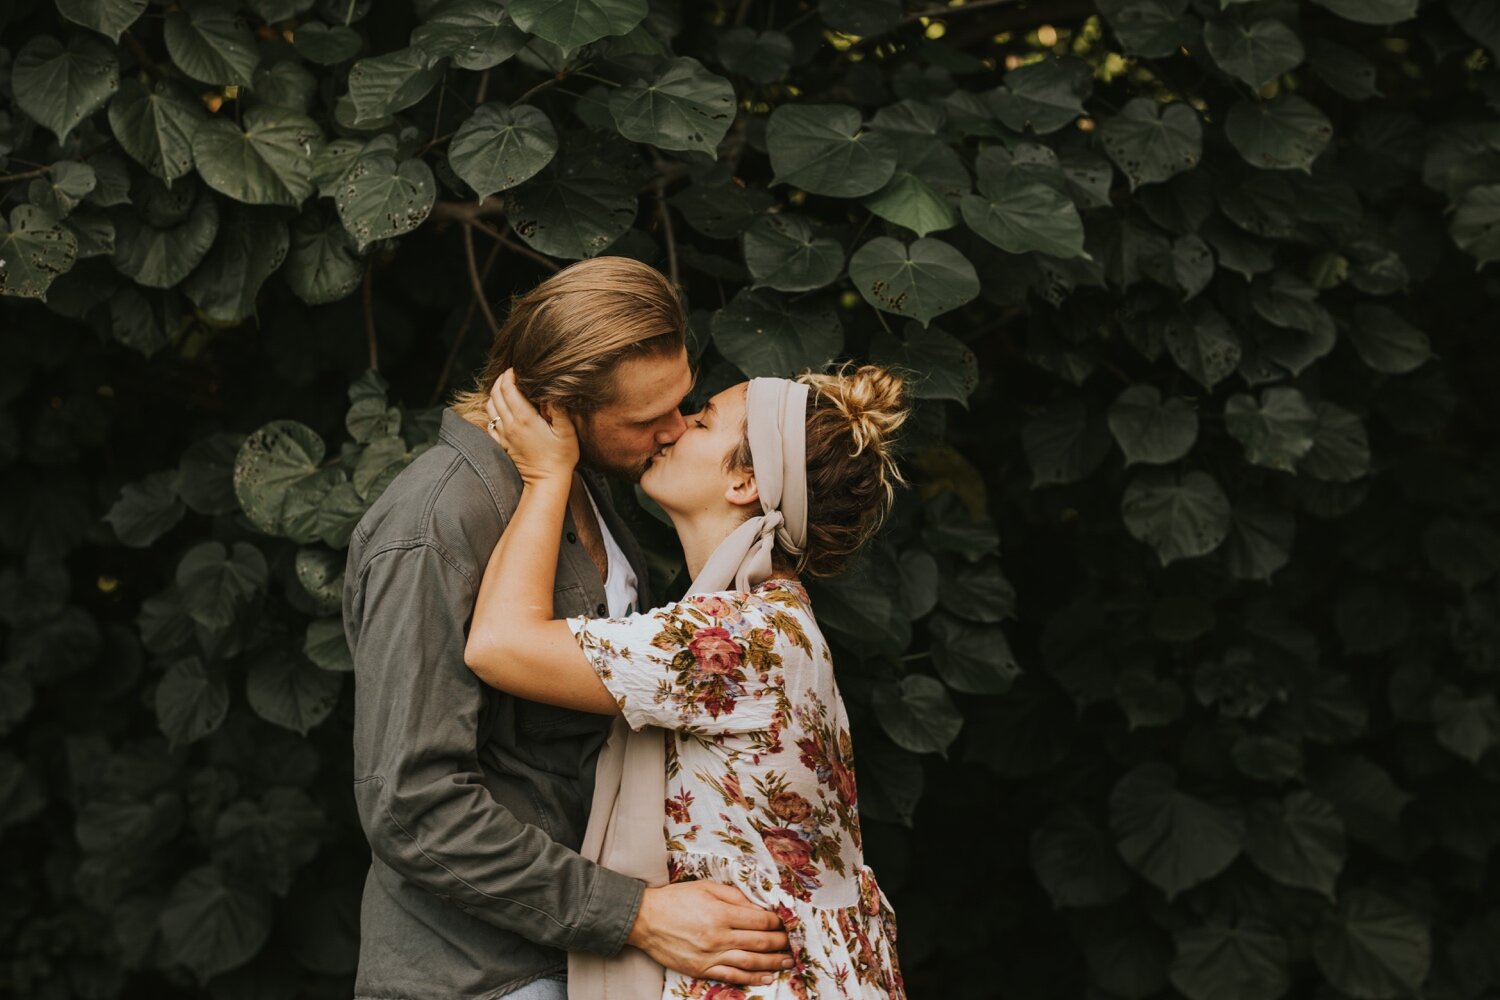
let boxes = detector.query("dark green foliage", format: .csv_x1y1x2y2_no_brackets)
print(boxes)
2,0,1499,998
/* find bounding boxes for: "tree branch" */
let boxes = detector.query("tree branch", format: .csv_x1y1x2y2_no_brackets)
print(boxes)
431,197,509,223
0,165,52,184
470,219,561,273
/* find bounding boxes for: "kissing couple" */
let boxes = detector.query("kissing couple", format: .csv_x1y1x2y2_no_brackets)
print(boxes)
344,257,907,1000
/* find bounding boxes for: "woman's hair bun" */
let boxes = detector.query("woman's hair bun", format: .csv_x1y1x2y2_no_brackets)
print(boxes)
799,363,908,459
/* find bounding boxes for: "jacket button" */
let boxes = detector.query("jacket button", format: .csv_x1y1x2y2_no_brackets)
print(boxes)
596,603,607,616
566,531,578,543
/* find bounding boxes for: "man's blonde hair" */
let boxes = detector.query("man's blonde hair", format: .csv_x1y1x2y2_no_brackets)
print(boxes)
450,256,686,426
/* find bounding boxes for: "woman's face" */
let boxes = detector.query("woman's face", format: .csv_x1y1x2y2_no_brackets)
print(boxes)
640,381,752,517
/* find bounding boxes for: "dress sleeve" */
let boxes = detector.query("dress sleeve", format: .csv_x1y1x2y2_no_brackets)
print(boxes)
567,591,796,736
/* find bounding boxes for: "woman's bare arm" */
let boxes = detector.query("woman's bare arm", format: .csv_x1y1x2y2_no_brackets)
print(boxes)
462,374,619,715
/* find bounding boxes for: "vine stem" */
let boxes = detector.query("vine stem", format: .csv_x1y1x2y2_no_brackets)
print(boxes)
0,165,52,184
429,239,501,405
655,174,680,292
463,223,503,340
362,259,379,372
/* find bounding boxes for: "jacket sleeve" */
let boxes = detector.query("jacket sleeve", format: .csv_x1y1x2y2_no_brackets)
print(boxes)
347,540,644,956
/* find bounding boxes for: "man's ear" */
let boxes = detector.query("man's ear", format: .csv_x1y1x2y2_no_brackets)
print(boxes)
725,467,760,509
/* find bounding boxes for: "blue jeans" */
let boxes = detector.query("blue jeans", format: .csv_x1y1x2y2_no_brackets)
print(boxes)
505,974,567,999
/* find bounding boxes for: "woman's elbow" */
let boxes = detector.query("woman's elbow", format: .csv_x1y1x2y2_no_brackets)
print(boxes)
462,631,504,685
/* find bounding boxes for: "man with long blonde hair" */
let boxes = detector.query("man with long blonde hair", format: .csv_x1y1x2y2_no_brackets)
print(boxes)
344,258,790,1000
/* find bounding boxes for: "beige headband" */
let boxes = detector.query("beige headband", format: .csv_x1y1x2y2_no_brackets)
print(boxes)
688,377,810,594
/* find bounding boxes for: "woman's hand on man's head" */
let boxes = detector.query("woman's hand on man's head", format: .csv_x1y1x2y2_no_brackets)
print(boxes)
485,369,580,485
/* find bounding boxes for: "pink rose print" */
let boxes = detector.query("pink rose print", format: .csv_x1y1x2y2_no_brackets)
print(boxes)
688,627,742,675
771,791,815,825
762,827,813,868
690,595,737,619
704,986,747,1000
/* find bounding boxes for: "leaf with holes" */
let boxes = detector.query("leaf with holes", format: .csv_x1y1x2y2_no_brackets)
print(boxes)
12,34,119,144
609,57,735,156
0,205,79,300
191,108,322,207
108,78,208,182
1099,99,1203,189
848,236,978,327
335,139,436,252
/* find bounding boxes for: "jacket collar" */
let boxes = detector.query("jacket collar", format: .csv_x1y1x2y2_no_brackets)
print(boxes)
439,407,524,512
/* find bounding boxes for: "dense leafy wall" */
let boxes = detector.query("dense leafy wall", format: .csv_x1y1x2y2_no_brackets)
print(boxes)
3,0,1500,996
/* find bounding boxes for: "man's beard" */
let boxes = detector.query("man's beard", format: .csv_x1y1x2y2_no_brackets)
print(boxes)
577,431,652,483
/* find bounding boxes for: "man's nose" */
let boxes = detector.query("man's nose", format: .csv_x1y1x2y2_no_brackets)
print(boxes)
656,410,687,445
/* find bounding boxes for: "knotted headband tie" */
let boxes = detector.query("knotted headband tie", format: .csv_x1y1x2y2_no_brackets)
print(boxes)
689,377,810,595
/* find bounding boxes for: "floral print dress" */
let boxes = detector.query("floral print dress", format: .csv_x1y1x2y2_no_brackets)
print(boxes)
567,579,905,1000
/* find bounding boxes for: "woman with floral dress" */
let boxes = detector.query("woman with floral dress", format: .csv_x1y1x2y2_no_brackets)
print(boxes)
465,364,909,1000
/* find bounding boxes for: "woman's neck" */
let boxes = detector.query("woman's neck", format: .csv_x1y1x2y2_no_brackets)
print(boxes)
668,509,801,587
670,508,747,582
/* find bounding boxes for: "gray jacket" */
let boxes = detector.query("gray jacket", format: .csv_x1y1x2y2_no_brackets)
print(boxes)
344,408,648,999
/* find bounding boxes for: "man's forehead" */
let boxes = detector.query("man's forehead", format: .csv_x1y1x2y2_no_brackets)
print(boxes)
603,351,694,419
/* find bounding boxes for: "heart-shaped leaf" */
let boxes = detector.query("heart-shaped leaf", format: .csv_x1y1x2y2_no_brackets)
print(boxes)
164,3,259,87
12,34,119,144
767,104,898,198
1099,98,1203,189
848,236,979,327
0,205,79,300
608,57,736,156
448,103,558,201
710,288,844,377
192,108,322,207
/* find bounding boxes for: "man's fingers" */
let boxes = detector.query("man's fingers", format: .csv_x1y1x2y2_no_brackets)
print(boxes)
712,947,793,971
700,965,782,988
720,902,785,933
734,931,790,954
